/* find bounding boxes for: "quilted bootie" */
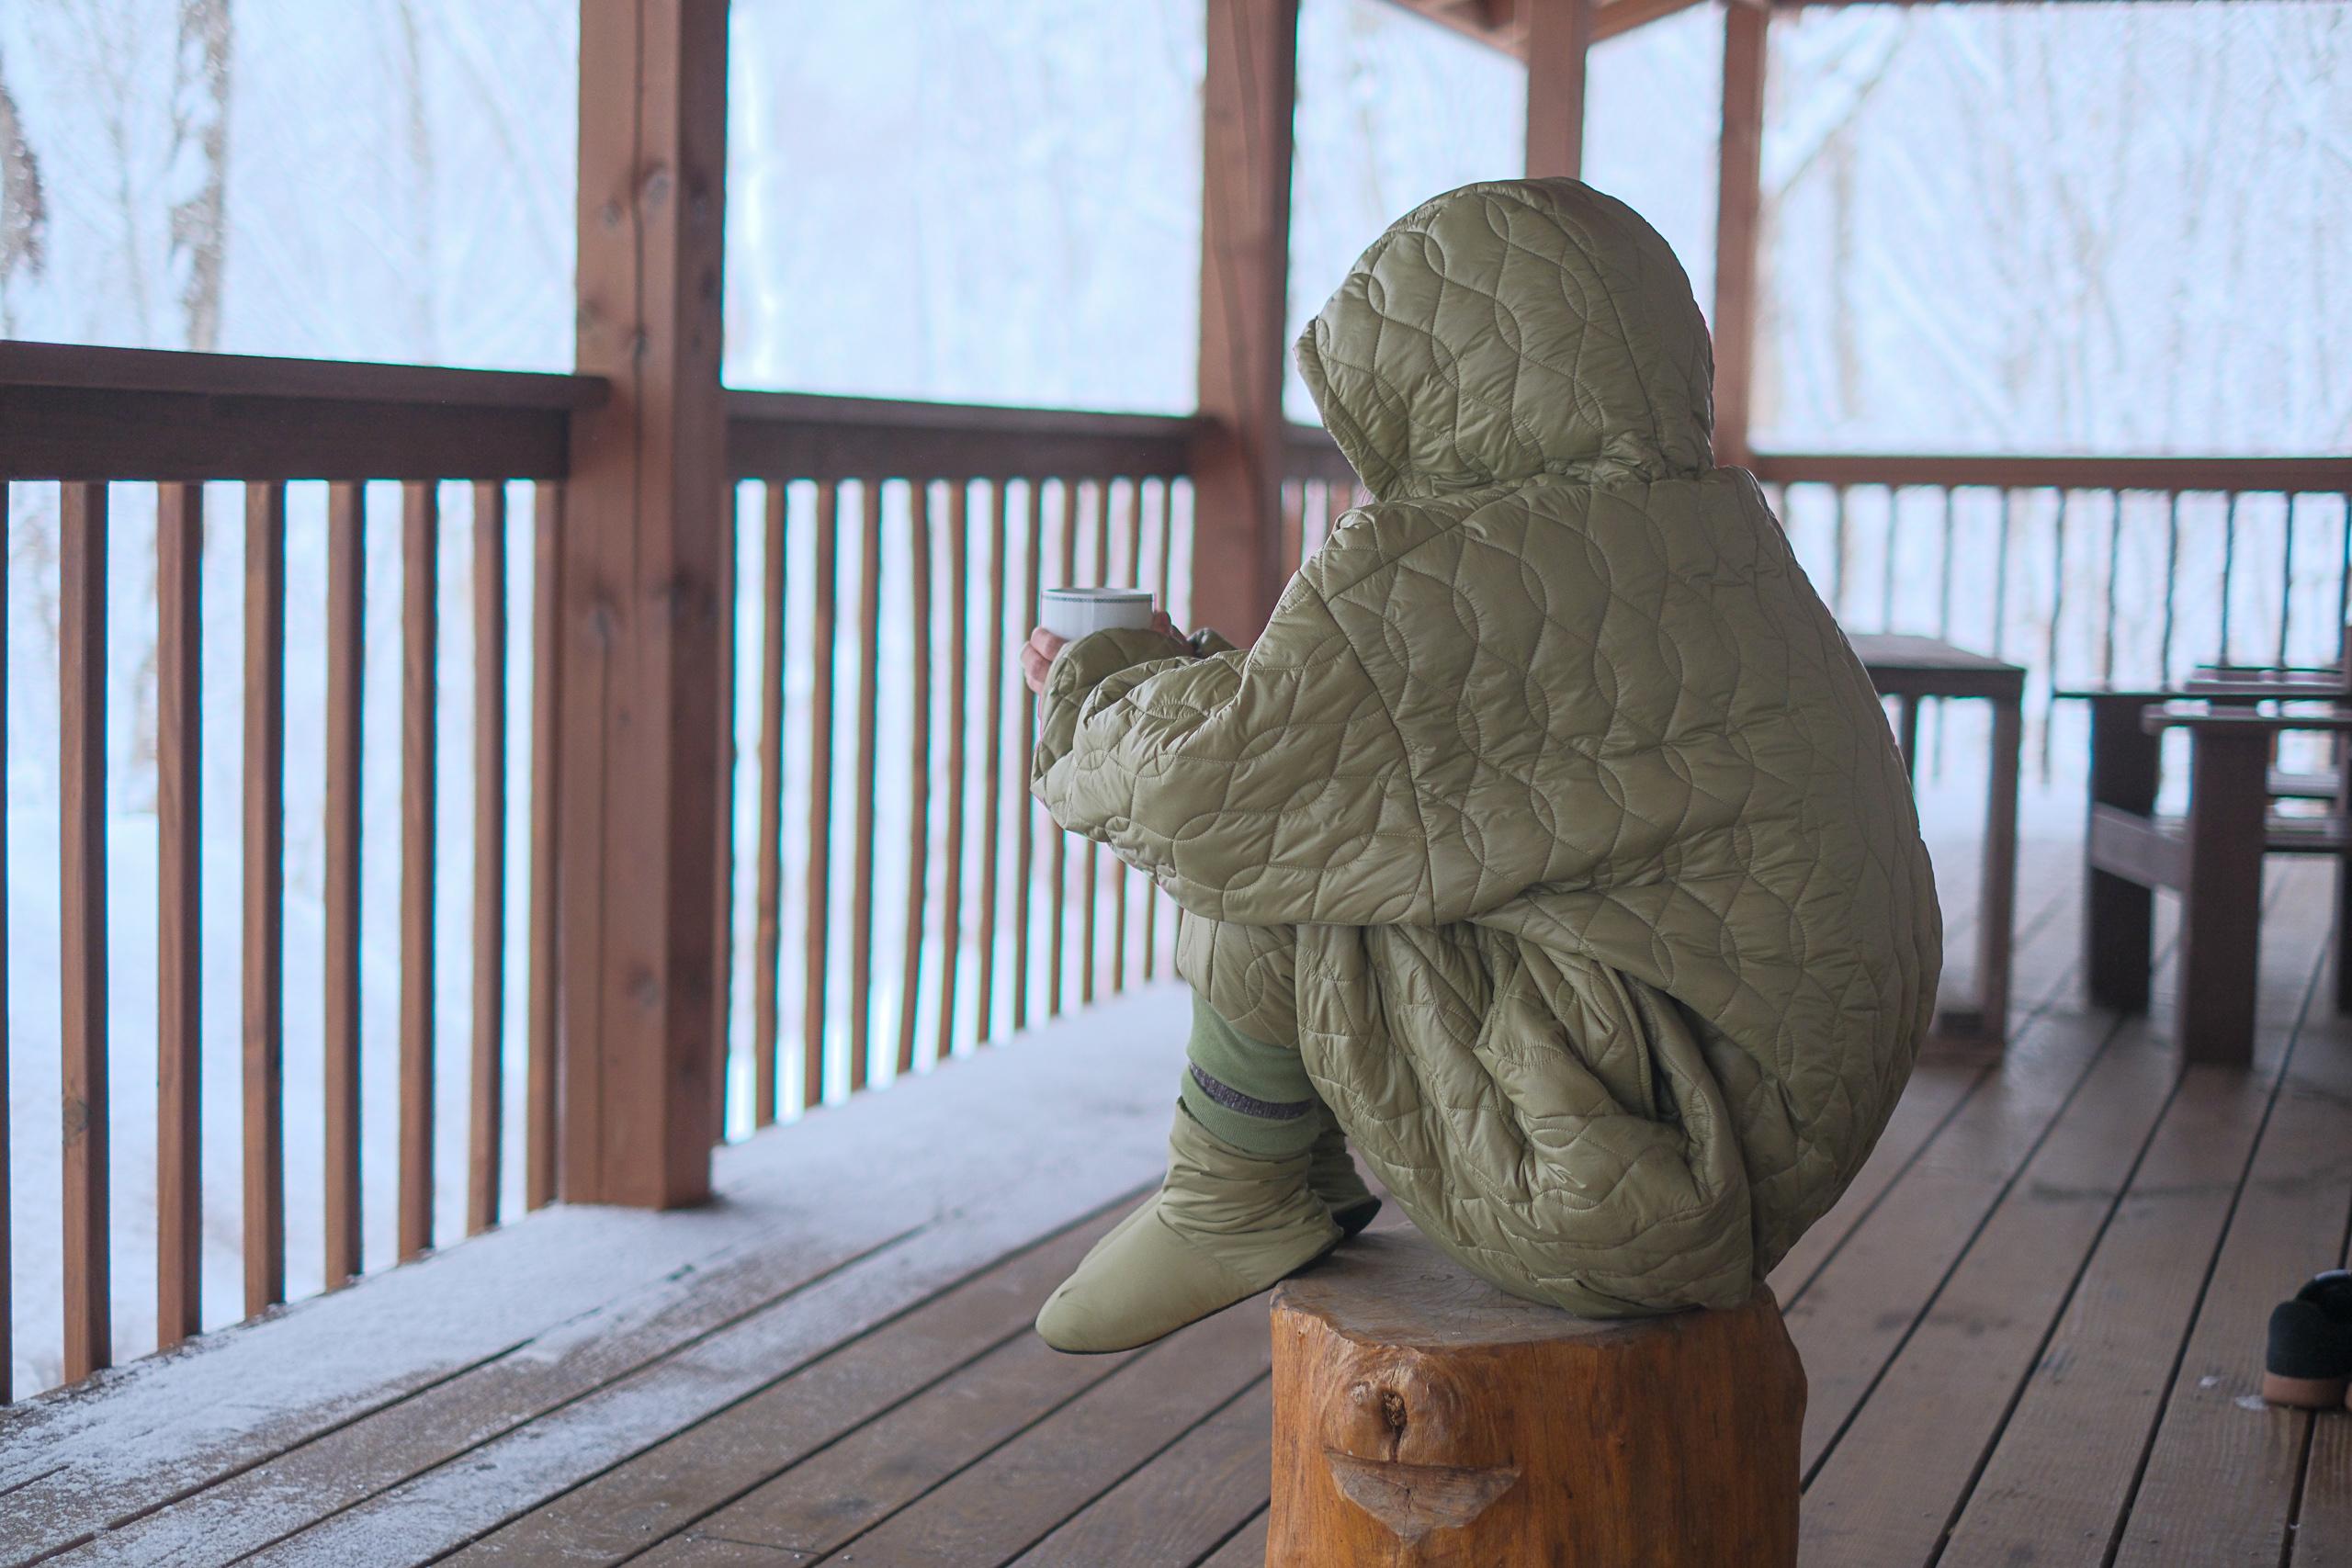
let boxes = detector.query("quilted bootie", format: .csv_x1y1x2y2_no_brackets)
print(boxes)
1036,1104,1341,1354
1309,1111,1381,1237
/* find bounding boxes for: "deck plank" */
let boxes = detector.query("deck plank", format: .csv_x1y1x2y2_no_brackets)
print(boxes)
1195,1509,1270,1568
795,1303,1272,1566
3,990,1190,1565
1008,1379,1274,1568
2298,1413,2352,1566
1937,865,2335,1568
444,1215,1137,1563
1796,1011,2187,1562
1782,987,2129,1469
2111,973,2352,1567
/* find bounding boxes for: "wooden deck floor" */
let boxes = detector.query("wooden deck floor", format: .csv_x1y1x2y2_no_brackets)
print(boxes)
4,841,2346,1567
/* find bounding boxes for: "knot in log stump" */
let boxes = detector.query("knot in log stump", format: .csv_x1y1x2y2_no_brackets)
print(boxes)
1268,1231,1804,1566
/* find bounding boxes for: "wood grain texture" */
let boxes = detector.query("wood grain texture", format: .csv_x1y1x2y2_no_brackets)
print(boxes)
1013,481,1043,1032
848,479,883,1091
156,481,204,1345
898,480,933,1074
401,480,440,1260
560,0,729,1204
1522,0,1592,179
243,480,288,1317
61,480,112,1382
935,480,972,1063
803,481,839,1110
975,481,1011,1046
1269,1229,1802,1566
470,481,509,1235
1711,0,1767,471
751,481,788,1125
323,482,365,1285
1192,0,1300,641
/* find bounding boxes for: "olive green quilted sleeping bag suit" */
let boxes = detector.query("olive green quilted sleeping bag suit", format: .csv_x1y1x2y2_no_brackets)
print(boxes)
1034,177,1941,1316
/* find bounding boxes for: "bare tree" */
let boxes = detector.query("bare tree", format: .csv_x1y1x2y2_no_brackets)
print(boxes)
0,44,49,338
168,0,232,352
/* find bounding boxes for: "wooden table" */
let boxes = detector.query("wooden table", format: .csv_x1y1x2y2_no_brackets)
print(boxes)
1849,634,2026,1047
2064,692,2352,1064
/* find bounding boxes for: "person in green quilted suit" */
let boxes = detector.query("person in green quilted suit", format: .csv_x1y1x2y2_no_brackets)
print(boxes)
1021,178,1941,1354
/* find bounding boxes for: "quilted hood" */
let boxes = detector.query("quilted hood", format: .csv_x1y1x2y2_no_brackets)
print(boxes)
1295,177,1717,498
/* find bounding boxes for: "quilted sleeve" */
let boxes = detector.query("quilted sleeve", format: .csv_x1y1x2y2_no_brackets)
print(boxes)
1033,577,1438,927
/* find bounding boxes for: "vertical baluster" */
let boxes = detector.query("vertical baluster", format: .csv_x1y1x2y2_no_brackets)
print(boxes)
1013,481,1043,1032
935,481,972,1063
1048,482,1076,1018
243,481,287,1315
2041,488,2067,778
1990,489,2014,660
2099,490,2124,683
62,482,111,1379
708,483,739,1136
1080,479,1105,1007
2160,492,2182,680
399,482,438,1261
848,479,883,1093
1142,478,1174,982
804,481,840,1110
323,482,365,1284
1,485,11,1402
898,481,934,1076
2278,493,2297,668
1932,486,1959,780
156,483,202,1343
1111,479,1142,994
469,483,507,1234
2218,491,2240,664
751,482,788,1126
978,482,1012,1045
526,484,562,1210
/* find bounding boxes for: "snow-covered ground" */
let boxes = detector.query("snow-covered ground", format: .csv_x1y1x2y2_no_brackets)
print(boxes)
5,0,2348,1399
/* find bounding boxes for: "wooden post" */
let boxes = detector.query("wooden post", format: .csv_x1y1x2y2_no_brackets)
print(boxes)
1193,0,1300,643
1523,0,1593,181
1712,0,1768,471
561,0,730,1207
1269,1231,1804,1565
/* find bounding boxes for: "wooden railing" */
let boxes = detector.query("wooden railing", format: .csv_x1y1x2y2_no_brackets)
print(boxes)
717,394,1200,1129
1750,454,2352,781
8,340,2344,1404
1,342,595,1395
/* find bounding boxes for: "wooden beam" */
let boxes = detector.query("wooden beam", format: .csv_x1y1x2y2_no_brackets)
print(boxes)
561,0,729,1207
1193,0,1301,643
1524,0,1594,180
1592,0,1706,43
1712,0,1769,471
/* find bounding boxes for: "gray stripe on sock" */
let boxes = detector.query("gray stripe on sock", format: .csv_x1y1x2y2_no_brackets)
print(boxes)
1188,1063,1316,1122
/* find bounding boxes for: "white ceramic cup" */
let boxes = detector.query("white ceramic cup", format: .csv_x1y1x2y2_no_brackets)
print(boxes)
1039,585,1156,642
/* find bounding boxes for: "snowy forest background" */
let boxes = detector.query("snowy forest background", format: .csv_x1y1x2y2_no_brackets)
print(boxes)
3,0,2350,1396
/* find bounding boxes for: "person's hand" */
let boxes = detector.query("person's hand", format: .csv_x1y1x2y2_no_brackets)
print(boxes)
1020,612,1190,696
1020,626,1067,694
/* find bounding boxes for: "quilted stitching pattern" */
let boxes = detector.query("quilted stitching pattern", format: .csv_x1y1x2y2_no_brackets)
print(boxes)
1034,179,1940,1316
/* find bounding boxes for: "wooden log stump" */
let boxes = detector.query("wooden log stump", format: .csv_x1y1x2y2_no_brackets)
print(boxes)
1268,1230,1804,1566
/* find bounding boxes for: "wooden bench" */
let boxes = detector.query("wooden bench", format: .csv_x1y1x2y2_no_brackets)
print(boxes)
1266,1230,1804,1566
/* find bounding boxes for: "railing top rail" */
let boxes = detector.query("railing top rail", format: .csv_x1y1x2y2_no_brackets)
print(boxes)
0,342,602,482
1750,450,2352,493
0,338,608,410
726,389,1204,482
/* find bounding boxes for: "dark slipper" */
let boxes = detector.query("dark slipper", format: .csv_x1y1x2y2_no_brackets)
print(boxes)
2262,1269,2352,1409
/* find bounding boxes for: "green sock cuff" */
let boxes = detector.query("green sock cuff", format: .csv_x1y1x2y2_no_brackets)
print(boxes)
1182,997,1319,1157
